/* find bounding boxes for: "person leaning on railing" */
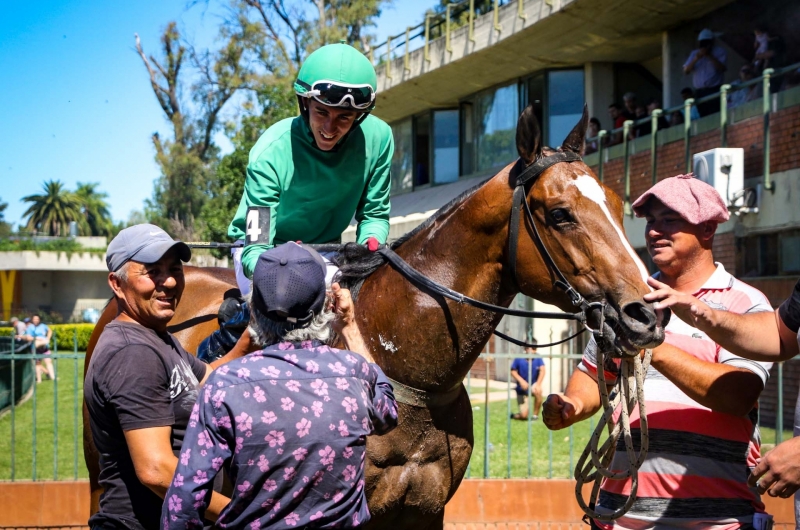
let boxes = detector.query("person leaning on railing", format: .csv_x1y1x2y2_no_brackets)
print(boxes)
646,271,800,515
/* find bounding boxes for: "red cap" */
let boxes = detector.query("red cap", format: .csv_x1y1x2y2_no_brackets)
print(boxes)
632,174,730,224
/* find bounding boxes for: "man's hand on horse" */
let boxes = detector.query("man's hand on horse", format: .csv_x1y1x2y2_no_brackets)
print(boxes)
644,277,714,328
542,393,578,431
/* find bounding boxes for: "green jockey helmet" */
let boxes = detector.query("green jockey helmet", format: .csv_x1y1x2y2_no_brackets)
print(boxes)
294,43,378,112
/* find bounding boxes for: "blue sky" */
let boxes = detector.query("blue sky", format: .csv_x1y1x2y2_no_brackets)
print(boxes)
0,0,432,228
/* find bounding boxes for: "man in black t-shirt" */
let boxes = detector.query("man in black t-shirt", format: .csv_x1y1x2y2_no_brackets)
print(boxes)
84,224,244,530
645,276,800,521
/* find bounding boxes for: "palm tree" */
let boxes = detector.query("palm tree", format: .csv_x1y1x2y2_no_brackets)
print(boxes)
22,180,82,236
74,182,113,236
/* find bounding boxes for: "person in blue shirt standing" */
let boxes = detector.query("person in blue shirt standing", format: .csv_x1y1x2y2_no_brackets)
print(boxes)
26,315,55,382
510,340,546,421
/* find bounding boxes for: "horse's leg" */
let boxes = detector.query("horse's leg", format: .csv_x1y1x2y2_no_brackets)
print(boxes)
422,510,445,530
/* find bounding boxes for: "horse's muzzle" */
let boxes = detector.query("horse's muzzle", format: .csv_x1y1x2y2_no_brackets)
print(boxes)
618,300,669,349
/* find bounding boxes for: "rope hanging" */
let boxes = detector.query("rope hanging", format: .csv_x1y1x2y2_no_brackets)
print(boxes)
574,347,652,522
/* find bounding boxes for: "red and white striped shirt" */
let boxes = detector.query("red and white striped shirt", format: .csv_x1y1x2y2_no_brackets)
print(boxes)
579,264,773,529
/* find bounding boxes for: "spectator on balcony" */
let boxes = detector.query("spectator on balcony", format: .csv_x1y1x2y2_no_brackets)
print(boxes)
753,26,785,73
729,65,762,109
622,92,638,120
607,103,626,145
646,98,670,131
683,28,727,116
584,117,601,155
510,341,546,421
544,175,774,529
633,105,649,138
680,87,702,121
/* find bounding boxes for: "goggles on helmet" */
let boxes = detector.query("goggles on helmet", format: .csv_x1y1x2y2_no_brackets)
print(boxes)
297,80,375,110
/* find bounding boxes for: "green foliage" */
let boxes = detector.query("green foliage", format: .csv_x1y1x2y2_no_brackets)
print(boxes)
0,198,11,237
74,182,113,237
0,324,95,351
21,181,83,237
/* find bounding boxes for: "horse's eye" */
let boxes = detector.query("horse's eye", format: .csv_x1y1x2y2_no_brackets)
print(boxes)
550,208,572,224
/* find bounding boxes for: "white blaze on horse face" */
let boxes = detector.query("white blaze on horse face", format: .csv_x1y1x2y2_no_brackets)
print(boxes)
572,175,651,286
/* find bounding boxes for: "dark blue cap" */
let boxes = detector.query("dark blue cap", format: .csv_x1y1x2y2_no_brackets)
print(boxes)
252,242,327,327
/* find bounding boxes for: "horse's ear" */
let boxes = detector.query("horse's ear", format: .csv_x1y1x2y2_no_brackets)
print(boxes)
516,105,542,165
560,104,589,155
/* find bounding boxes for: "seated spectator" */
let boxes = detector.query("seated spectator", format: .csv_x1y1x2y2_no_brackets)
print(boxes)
622,92,638,120
753,26,785,73
607,103,626,145
584,117,601,155
510,341,546,421
729,65,762,108
646,98,670,131
161,243,398,529
669,110,684,127
27,315,55,382
680,87,702,121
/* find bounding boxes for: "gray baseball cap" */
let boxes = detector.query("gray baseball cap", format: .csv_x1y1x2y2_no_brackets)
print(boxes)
106,223,191,272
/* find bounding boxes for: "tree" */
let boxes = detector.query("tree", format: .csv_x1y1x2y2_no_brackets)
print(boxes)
74,182,113,236
21,181,82,236
0,197,11,237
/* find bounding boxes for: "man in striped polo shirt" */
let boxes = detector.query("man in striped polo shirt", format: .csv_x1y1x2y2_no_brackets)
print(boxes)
544,174,774,530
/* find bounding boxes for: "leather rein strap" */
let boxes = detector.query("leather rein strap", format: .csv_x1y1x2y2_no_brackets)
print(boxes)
386,377,464,408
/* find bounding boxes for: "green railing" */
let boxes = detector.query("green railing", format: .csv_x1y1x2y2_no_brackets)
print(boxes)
464,349,791,478
587,61,800,210
368,0,516,74
0,335,790,481
0,330,86,481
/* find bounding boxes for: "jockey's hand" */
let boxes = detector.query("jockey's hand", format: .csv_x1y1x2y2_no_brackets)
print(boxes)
366,237,380,252
644,277,714,329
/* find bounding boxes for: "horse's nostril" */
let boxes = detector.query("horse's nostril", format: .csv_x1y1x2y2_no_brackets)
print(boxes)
621,301,656,329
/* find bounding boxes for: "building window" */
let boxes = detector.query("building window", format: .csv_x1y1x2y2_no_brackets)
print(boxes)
432,110,459,184
413,113,431,187
738,230,800,278
390,118,413,195
548,69,585,146
524,69,585,146
463,82,519,174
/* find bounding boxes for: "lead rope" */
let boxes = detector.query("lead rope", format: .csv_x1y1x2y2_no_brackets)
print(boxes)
574,347,652,522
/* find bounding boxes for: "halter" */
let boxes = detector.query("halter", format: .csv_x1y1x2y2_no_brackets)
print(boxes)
507,151,606,336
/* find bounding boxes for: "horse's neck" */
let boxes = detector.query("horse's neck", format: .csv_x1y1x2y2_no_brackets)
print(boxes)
361,169,519,391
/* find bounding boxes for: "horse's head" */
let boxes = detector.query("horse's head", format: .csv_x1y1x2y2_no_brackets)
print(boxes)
510,105,667,354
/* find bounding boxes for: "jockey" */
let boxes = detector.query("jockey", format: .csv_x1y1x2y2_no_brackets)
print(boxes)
198,42,393,362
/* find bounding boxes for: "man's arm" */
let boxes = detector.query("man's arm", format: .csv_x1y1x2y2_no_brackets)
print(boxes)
683,49,700,74
125,427,229,522
543,368,603,431
645,277,800,361
354,125,392,245
331,283,374,363
510,367,528,391
649,342,763,416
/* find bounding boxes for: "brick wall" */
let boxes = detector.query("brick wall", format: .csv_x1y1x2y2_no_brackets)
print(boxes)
590,105,800,200
712,231,736,273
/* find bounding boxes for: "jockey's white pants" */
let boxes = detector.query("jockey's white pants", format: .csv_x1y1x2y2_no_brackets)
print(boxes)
232,242,340,297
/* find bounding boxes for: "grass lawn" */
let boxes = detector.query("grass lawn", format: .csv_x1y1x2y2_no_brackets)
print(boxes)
0,355,88,481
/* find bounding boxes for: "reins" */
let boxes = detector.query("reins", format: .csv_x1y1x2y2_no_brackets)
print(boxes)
377,151,650,522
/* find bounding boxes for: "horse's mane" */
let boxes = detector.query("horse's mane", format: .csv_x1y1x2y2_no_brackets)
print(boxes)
334,177,490,299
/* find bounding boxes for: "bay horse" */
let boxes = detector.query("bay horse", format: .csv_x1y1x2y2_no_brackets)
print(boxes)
84,106,666,529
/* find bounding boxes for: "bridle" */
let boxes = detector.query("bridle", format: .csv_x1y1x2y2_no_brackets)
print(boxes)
377,150,607,349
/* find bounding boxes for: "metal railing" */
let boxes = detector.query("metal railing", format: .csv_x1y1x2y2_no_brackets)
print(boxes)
368,0,516,74
0,337,791,481
463,350,791,478
0,330,86,481
588,61,800,210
